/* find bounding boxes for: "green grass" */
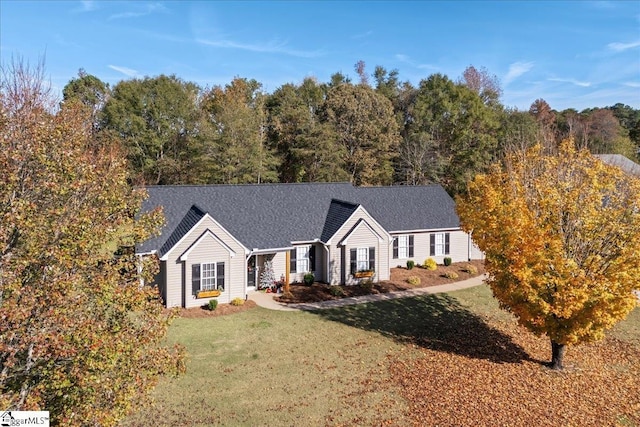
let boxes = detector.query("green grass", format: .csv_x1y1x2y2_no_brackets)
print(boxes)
124,285,640,426
124,308,413,426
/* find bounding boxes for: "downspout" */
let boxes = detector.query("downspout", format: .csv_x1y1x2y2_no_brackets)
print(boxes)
136,254,145,288
285,250,290,293
323,245,330,285
245,251,253,299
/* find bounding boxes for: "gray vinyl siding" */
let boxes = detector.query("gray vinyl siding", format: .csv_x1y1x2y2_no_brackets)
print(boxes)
163,216,246,308
469,238,484,260
269,252,286,285
328,246,342,285
391,230,473,267
289,243,325,283
328,210,390,285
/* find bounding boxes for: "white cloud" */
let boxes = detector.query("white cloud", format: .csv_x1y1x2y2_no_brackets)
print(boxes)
108,65,138,77
607,40,640,52
80,1,97,11
503,61,534,85
548,77,592,87
394,54,437,71
624,82,640,88
196,38,324,58
109,2,168,20
352,30,373,39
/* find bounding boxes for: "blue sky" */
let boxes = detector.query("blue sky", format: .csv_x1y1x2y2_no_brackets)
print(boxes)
1,0,639,111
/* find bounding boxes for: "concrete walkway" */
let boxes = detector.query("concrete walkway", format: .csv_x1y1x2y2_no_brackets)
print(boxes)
248,274,488,312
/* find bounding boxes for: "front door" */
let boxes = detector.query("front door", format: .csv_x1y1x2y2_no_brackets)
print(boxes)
247,256,257,290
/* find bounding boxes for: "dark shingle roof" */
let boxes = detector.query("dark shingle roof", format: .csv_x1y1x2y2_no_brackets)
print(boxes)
320,199,360,243
137,182,461,254
158,204,205,257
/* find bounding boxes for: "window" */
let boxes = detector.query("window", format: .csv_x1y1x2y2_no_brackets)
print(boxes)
192,262,225,295
356,248,368,271
430,233,450,256
393,235,414,259
350,247,375,274
290,245,315,273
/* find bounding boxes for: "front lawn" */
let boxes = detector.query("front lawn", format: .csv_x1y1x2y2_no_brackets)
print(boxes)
124,285,640,426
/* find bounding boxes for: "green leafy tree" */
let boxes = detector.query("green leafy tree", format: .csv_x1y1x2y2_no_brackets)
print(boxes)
457,141,640,369
498,108,539,154
266,78,347,182
404,74,499,193
101,74,202,185
61,68,110,132
0,59,184,425
323,83,400,185
200,77,278,184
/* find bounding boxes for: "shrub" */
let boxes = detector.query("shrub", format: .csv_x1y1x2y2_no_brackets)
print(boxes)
207,299,218,311
329,285,345,297
406,276,421,285
444,271,459,279
303,272,315,286
463,264,478,275
423,258,437,270
359,279,374,292
230,297,245,306
444,257,452,266
406,260,415,270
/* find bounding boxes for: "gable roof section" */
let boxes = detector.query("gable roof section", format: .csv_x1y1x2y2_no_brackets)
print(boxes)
179,229,237,261
596,154,640,177
338,218,385,246
157,204,206,257
320,199,360,243
138,182,461,255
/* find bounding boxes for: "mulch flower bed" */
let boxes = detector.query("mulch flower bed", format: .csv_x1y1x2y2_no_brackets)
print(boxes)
174,300,257,319
277,259,485,304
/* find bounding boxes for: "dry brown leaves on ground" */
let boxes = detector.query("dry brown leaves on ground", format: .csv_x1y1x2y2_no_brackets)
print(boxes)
389,320,640,427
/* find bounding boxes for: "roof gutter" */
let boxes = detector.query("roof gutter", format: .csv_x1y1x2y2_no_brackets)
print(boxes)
248,247,295,255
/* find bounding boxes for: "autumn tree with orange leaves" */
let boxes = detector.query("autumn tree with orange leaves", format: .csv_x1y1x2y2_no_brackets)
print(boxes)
457,141,640,369
0,59,184,425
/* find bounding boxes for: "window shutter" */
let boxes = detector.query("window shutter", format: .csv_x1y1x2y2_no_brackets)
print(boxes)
430,234,435,256
290,249,297,273
350,248,357,274
445,233,450,255
192,264,201,295
217,262,225,290
409,235,414,258
309,245,316,271
393,238,398,259
369,247,375,271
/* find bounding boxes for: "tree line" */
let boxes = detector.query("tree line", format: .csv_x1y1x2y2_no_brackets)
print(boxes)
62,63,640,195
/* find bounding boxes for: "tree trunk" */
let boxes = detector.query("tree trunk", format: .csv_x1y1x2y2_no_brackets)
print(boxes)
550,340,566,370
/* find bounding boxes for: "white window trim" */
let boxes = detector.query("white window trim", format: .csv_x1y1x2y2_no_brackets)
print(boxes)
200,262,217,290
435,233,446,256
356,247,369,271
296,245,310,273
397,235,409,259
